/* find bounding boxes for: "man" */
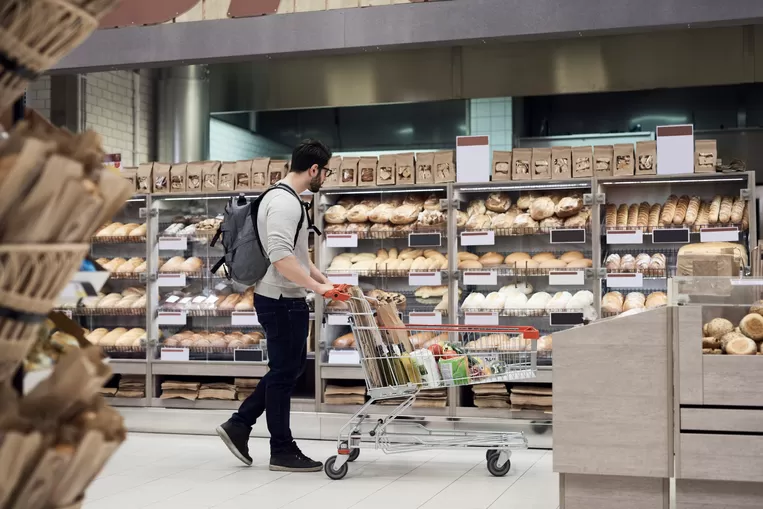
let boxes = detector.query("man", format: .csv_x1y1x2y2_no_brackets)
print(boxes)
217,139,336,472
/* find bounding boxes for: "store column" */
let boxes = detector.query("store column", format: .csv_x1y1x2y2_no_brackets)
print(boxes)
158,65,210,163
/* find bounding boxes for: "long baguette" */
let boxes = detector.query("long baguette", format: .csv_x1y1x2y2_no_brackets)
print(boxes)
707,195,722,224
636,202,650,228
660,195,678,224
719,196,733,224
684,196,701,226
672,195,690,225
647,204,661,232
730,197,745,224
627,204,639,227
616,204,628,227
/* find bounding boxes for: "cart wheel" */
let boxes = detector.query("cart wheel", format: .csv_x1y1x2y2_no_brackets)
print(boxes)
486,449,499,461
348,448,360,462
325,455,349,480
486,454,511,477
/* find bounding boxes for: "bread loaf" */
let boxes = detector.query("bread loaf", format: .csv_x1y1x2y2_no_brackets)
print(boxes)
532,252,556,262
368,204,394,223
180,257,203,272
684,196,701,225
627,204,639,227
99,328,127,347
555,196,583,218
677,242,748,272
605,204,617,228
485,192,511,213
719,195,733,224
516,192,540,210
693,201,709,231
566,258,592,268
730,197,745,224
616,204,628,227
637,202,650,227
740,313,763,340
605,253,620,270
660,195,678,224
620,254,636,270
645,292,667,309
479,252,504,267
673,195,690,225
647,204,661,231
390,204,419,225
564,210,589,228
560,251,584,262
707,195,722,224
724,333,757,355
129,224,147,236
465,214,491,230
333,333,355,349
347,204,371,223
703,318,734,340
529,197,555,221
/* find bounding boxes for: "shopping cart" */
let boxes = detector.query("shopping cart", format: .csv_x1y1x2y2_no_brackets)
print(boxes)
323,289,540,480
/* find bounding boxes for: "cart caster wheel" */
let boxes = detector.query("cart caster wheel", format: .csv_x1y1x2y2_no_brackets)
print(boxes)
486,449,499,461
486,455,511,477
325,456,349,480
348,448,360,462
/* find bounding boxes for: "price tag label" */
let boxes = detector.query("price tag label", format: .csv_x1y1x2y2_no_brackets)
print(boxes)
606,229,644,245
464,312,499,326
327,313,351,326
326,233,358,248
158,236,188,251
328,273,359,286
548,270,585,286
550,228,586,244
408,233,442,248
160,348,189,361
408,271,442,286
606,272,644,288
328,349,361,365
234,349,264,362
652,228,690,244
231,311,260,326
549,312,585,326
460,231,495,246
157,273,187,287
700,227,739,243
408,312,443,325
156,311,187,325
462,271,498,286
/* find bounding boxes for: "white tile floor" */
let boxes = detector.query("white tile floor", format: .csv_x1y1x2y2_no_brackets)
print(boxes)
85,433,559,509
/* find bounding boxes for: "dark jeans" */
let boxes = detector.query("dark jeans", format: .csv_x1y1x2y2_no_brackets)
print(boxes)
230,294,309,454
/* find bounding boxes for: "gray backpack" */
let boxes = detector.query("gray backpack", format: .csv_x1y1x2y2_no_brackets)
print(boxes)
210,183,319,287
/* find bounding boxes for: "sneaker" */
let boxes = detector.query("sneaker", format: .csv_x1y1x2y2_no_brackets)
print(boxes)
269,443,322,472
216,421,253,466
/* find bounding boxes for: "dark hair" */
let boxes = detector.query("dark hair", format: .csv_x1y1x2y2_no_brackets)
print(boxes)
290,139,332,173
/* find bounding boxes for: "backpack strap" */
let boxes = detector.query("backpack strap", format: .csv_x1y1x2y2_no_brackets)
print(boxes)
274,183,322,246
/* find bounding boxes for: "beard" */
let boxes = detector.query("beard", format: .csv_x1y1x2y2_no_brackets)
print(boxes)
308,173,323,193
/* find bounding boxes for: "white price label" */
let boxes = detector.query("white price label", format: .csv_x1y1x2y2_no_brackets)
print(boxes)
327,313,351,326
215,282,229,291
408,312,443,325
325,233,358,248
460,231,495,246
156,311,187,325
157,273,186,287
158,236,188,251
606,229,644,245
165,295,181,303
606,272,644,288
328,349,361,365
160,348,189,361
700,227,739,243
328,273,359,286
231,311,260,326
464,312,499,326
548,270,585,286
408,271,442,286
462,270,498,286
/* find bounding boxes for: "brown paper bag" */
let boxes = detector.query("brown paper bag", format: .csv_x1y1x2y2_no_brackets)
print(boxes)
434,150,455,183
136,162,152,193
614,143,635,176
120,168,137,192
169,163,186,192
416,152,435,184
202,161,221,191
571,146,592,178
234,160,252,190
152,163,171,193
186,163,202,191
268,160,288,186
531,148,551,180
251,158,269,189
376,302,413,352
325,155,341,187
593,145,614,177
512,148,532,180
695,139,717,173
492,151,512,181
339,157,359,187
218,162,236,191
635,141,657,175
358,156,378,187
396,153,415,185
551,146,571,180
377,154,396,186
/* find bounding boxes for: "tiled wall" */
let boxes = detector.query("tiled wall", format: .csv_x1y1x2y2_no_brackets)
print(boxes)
469,97,513,152
26,76,51,119
210,118,290,161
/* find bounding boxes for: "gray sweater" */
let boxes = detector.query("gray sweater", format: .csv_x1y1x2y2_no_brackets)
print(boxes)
254,183,310,299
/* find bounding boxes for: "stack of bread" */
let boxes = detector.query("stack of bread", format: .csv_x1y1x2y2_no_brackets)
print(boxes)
702,304,763,355
85,327,146,348
604,252,666,274
163,217,222,237
457,250,592,270
115,375,145,398
235,378,260,400
159,256,204,273
324,193,445,237
604,194,749,232
95,257,146,274
160,381,200,400
80,288,147,312
324,384,366,405
365,289,407,310
327,248,447,274
198,383,236,400
473,383,510,409
379,389,447,408
461,288,594,316
460,192,590,233
601,291,667,316
163,330,263,349
93,222,147,239
510,385,552,412
465,333,532,352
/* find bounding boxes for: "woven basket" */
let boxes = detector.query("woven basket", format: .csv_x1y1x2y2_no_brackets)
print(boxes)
0,243,89,382
0,0,117,112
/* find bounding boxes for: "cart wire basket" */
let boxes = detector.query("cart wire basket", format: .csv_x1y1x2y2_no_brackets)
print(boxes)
324,292,539,480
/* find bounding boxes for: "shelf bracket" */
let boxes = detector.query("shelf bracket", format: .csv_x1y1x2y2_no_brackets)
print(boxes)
741,188,751,200
583,193,605,206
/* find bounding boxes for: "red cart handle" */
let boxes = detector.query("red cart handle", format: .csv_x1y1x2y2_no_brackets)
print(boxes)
323,289,351,301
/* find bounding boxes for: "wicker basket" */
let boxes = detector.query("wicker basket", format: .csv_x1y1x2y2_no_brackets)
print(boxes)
0,0,118,112
0,243,89,382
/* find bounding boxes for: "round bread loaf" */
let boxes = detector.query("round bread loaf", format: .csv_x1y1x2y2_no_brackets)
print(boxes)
703,318,734,340
532,252,556,262
560,251,584,262
390,204,420,225
740,313,763,340
750,300,763,316
324,205,348,224
529,197,555,221
346,204,371,223
724,333,757,355
479,252,504,267
458,252,479,261
505,252,531,263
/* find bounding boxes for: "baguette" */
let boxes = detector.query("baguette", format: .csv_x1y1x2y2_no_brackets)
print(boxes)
672,195,690,225
684,196,701,225
616,204,628,227
693,201,710,232
647,204,661,231
605,204,617,228
707,195,722,224
636,202,650,228
626,204,639,227
719,195,733,224
660,195,678,224
730,197,746,224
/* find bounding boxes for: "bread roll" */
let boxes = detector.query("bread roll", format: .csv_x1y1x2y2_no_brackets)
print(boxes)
626,204,639,227
516,192,541,210
457,252,479,261
620,254,635,270
96,223,123,236
160,256,185,272
86,328,109,345
102,258,127,271
531,252,556,262
390,204,419,225
485,192,511,213
98,328,127,347
529,197,555,221
635,253,651,270
180,257,203,272
602,292,624,314
112,223,140,236
539,259,568,269
616,204,628,227
703,318,734,340
566,258,592,268
647,204,661,231
560,251,584,262
645,292,667,309
458,260,483,270
504,252,531,264
128,224,147,236
719,196,733,224
465,214,491,230
479,252,504,267
555,196,583,218
707,195,722,224
218,294,242,310
661,195,678,224
605,204,617,228
637,202,650,228
604,253,621,270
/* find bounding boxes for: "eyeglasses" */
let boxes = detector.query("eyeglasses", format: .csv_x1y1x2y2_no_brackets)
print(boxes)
320,166,334,178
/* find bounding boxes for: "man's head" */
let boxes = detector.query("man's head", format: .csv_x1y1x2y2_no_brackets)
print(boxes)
290,139,332,193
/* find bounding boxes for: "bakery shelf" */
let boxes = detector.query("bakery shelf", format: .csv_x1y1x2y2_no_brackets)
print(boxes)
323,226,446,240
321,184,448,195
597,172,750,186
456,266,593,278
455,407,551,420
106,359,148,375
321,364,364,380
91,235,147,244
457,225,591,237
325,268,449,278
454,180,592,193
321,403,450,417
108,272,146,280
63,307,146,316
107,397,149,407
151,360,269,377
459,308,586,317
